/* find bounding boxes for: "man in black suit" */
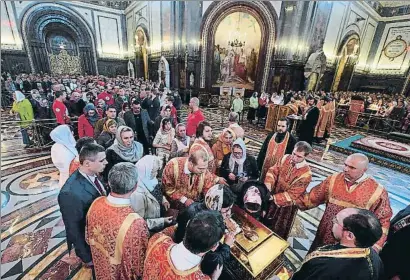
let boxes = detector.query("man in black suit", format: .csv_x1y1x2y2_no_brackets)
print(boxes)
58,143,107,266
123,100,154,155
298,96,320,146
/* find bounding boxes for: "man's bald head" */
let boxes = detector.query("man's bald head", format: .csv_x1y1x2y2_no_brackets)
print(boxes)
343,153,369,182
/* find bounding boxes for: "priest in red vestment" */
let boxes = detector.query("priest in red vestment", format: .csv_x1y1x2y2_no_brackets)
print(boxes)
257,118,297,182
314,97,336,140
345,96,364,127
189,121,217,173
86,162,149,280
162,148,226,210
264,141,312,239
295,153,393,253
143,210,225,280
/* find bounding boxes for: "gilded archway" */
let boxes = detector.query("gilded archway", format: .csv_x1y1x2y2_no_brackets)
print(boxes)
332,34,360,92
135,26,149,80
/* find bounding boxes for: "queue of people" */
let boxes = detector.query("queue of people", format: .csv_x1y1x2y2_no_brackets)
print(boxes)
6,73,408,280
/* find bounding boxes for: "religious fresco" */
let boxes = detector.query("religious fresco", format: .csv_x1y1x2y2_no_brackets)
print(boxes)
135,27,148,80
212,12,261,90
332,37,360,92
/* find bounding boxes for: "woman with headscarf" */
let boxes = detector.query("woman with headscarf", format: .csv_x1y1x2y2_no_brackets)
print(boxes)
10,91,34,147
104,126,143,182
220,138,259,193
77,103,99,138
130,155,172,233
96,119,117,149
152,117,175,165
212,128,236,173
169,123,190,159
50,125,78,187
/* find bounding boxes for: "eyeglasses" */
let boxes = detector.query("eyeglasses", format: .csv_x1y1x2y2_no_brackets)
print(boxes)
233,151,243,156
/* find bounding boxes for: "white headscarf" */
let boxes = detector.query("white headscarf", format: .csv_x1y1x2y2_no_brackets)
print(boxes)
229,138,247,174
135,155,161,192
15,91,25,102
50,125,78,157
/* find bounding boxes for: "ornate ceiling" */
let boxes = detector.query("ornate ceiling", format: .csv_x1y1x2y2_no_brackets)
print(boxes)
86,1,131,10
366,1,410,17
378,1,410,7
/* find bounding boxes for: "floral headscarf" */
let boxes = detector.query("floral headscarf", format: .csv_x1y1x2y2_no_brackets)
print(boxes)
103,119,117,133
205,184,224,211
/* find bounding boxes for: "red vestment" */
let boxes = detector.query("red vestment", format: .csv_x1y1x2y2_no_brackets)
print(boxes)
296,173,392,252
189,138,216,173
211,138,232,172
260,132,290,182
264,155,312,239
345,100,364,127
143,233,210,280
69,158,80,175
314,100,336,138
162,157,219,209
86,197,149,280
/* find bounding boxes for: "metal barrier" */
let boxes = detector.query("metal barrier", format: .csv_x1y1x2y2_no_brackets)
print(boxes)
1,118,79,150
335,106,403,135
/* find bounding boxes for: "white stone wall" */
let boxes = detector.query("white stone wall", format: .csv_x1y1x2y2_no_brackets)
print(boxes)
323,1,378,68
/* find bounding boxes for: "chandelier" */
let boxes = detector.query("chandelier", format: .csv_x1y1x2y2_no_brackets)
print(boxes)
228,39,245,48
227,12,246,48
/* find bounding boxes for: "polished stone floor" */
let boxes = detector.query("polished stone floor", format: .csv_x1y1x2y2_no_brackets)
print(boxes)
1,109,409,279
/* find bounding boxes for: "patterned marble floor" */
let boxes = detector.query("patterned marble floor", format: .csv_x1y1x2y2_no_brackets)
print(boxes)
1,109,410,279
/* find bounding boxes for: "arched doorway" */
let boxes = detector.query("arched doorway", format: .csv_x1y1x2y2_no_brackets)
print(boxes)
135,26,149,80
21,3,97,74
332,34,360,92
158,56,170,87
200,1,277,92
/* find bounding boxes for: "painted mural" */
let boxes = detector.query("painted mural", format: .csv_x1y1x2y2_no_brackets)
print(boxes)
212,12,261,90
376,26,410,71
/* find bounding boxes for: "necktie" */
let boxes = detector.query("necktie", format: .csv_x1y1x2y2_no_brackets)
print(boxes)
94,177,105,195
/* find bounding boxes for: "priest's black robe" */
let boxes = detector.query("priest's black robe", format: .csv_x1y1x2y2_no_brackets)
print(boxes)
298,106,320,145
291,244,384,280
380,204,410,280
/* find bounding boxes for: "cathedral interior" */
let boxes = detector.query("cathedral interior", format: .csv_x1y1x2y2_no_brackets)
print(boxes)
1,1,410,279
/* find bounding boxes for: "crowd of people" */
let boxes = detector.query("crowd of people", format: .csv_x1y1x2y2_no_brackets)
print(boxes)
2,72,409,280
246,89,410,134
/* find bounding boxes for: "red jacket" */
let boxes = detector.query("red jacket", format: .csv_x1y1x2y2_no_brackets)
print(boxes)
77,114,95,138
97,92,114,105
186,109,205,137
52,100,70,124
